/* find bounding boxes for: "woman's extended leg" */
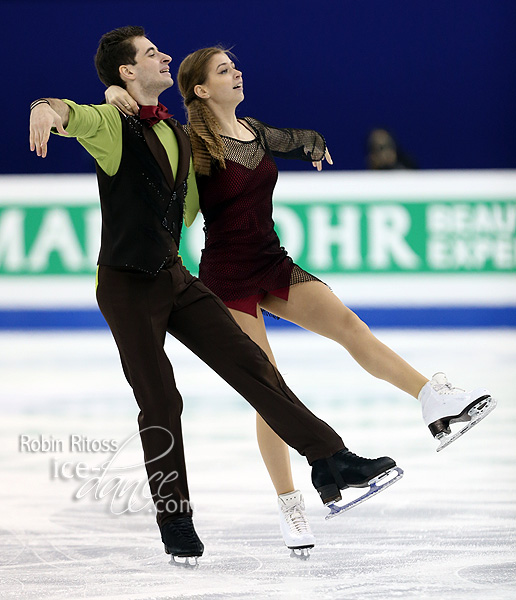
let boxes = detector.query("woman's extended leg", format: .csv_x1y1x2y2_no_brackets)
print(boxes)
260,282,428,398
227,307,295,495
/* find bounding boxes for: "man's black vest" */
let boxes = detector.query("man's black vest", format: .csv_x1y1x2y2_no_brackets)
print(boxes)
95,114,191,275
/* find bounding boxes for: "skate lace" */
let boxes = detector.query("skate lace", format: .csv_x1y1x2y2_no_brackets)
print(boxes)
345,451,374,464
432,381,464,394
171,519,199,544
283,504,311,534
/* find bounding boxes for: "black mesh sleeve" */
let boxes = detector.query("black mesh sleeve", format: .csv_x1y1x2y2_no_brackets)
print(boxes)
244,117,326,162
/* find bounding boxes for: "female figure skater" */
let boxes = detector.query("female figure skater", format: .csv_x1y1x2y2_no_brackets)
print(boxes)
106,47,494,554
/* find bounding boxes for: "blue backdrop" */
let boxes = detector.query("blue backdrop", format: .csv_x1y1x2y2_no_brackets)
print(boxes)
5,0,516,174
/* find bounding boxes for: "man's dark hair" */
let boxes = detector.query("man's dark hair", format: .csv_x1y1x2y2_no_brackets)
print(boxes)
94,26,146,88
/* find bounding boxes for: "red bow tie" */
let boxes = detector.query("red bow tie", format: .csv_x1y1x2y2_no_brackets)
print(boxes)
139,103,172,127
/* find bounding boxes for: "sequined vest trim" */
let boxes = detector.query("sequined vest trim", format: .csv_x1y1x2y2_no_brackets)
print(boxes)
95,114,191,274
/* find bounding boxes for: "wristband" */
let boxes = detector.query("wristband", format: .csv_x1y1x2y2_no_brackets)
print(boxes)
30,99,50,111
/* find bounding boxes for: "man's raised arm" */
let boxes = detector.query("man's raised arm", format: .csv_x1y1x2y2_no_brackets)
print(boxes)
29,99,70,158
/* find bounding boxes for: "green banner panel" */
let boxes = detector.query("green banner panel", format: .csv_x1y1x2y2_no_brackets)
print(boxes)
1,200,515,276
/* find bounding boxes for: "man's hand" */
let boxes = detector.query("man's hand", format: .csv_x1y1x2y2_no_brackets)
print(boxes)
29,102,69,158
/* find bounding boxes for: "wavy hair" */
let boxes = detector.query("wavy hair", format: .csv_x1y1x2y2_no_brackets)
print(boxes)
177,46,234,176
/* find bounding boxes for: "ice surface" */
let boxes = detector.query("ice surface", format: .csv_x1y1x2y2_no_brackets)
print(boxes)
0,329,515,599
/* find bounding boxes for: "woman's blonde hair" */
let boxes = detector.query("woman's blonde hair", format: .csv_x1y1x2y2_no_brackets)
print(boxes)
177,46,234,176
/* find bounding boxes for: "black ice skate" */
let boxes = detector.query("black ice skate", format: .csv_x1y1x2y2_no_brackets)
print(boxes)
161,516,204,566
311,449,403,520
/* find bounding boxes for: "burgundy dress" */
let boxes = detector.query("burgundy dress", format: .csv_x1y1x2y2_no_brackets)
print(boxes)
197,117,326,317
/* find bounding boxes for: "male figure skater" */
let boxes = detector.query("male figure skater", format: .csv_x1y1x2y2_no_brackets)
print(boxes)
29,26,400,563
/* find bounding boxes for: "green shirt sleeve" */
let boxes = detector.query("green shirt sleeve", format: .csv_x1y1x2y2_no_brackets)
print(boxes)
60,100,123,176
183,159,200,227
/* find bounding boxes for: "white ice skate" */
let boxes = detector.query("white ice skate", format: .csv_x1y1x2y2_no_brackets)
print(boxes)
419,372,496,452
278,490,315,558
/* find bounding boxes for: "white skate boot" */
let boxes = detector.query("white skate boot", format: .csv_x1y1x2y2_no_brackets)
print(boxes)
277,490,315,558
419,372,496,452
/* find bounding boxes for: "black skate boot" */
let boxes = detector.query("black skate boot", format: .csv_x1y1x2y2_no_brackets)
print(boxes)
161,516,204,566
311,449,403,519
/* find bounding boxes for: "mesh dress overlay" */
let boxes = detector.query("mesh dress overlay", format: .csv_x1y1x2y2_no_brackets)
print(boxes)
195,117,327,317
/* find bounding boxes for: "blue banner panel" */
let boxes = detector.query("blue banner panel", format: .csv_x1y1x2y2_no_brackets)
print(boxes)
1,307,515,331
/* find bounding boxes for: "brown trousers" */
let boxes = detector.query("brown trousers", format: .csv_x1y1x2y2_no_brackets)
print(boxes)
96,251,345,526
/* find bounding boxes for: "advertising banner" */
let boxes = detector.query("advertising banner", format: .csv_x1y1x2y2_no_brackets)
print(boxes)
1,171,515,328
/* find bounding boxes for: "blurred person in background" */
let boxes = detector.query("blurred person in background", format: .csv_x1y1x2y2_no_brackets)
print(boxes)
366,128,418,170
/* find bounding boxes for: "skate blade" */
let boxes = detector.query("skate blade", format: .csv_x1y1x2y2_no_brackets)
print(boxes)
290,547,311,560
435,395,497,452
324,466,404,520
169,555,200,568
